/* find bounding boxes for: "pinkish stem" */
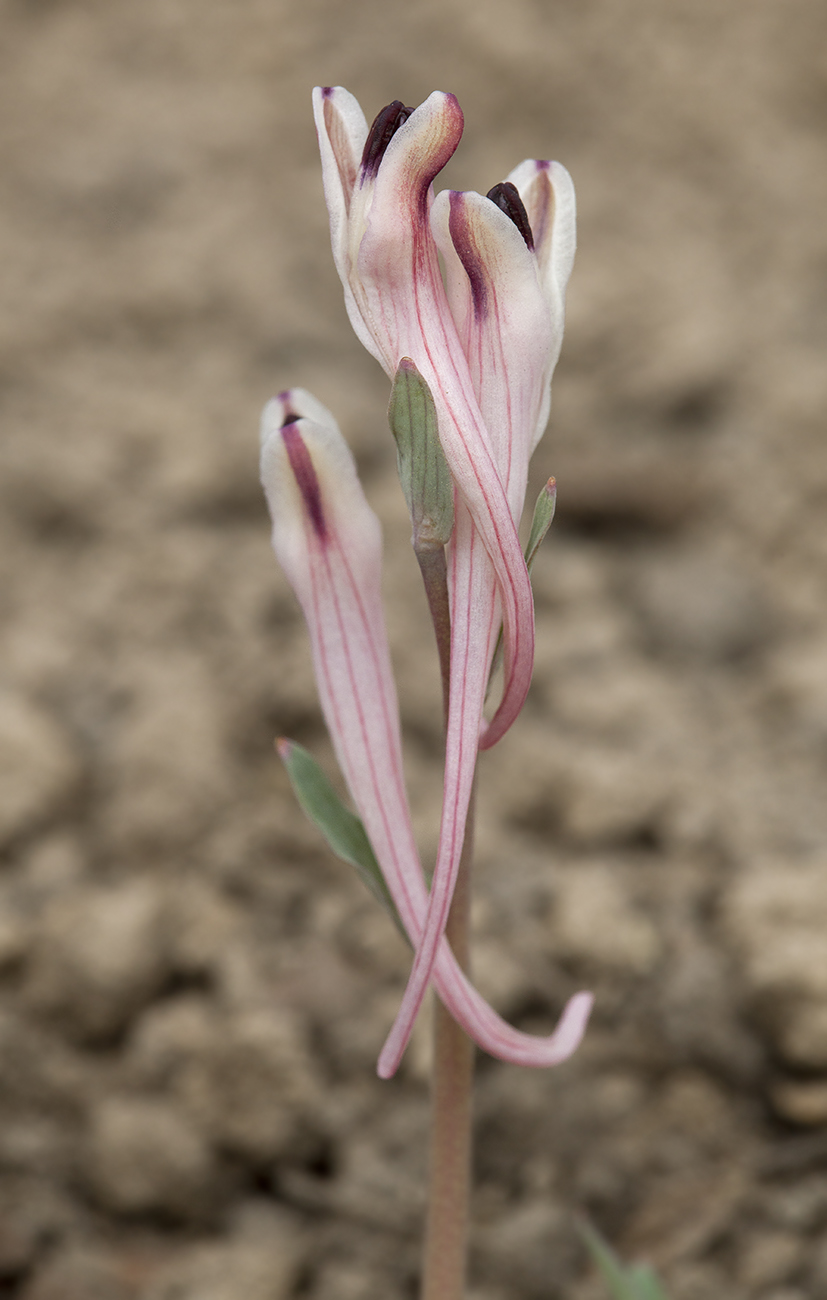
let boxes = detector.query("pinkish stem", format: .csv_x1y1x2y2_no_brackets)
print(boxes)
418,543,475,1300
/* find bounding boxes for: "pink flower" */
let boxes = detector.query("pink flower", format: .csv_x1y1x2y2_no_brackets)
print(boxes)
377,161,578,1073
307,88,585,1074
261,391,591,1076
313,87,533,746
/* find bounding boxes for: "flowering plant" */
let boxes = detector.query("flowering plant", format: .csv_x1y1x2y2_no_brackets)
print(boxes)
260,87,596,1297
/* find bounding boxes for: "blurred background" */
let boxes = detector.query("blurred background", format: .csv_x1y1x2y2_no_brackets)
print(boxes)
1,1,827,1297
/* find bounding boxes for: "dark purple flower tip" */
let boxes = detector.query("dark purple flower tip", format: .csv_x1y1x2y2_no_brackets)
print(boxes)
281,424,328,542
448,191,488,321
361,100,415,178
486,181,534,250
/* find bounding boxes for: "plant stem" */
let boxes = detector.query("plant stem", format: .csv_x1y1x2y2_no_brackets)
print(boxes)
421,783,475,1300
416,547,452,726
417,542,475,1300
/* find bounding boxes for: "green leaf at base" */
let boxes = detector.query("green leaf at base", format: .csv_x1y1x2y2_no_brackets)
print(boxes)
576,1219,669,1300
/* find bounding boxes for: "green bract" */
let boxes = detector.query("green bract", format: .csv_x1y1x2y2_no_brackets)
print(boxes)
277,738,404,935
525,476,557,572
389,358,455,552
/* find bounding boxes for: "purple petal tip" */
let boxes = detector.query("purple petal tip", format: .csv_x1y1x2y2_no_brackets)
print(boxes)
448,191,488,321
486,180,534,250
361,100,415,179
282,424,328,542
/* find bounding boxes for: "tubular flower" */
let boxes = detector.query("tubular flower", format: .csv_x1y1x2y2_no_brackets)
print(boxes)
364,136,577,1076
309,88,584,1074
261,390,592,1077
313,86,533,747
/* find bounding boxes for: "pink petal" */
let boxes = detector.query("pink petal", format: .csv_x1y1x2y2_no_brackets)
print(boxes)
432,186,553,519
261,393,590,1075
379,174,578,1062
376,499,497,1076
506,158,576,453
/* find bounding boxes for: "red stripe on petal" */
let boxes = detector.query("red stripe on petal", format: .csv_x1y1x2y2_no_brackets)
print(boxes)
282,424,328,542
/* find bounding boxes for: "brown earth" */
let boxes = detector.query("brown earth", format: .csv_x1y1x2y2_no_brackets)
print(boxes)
1,0,827,1296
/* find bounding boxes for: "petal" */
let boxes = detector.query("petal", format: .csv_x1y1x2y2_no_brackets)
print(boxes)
377,501,497,1075
432,187,553,518
263,386,341,440
352,90,465,378
429,171,575,751
427,981,592,1074
311,86,379,363
261,395,590,1075
378,178,575,1055
314,87,367,209
376,497,594,1078
312,86,368,253
507,159,576,450
261,396,421,906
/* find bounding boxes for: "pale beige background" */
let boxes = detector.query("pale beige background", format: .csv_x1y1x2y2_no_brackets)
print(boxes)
1,1,826,1297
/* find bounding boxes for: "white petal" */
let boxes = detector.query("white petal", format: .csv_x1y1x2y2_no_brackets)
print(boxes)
311,86,381,363
431,187,552,515
507,158,576,362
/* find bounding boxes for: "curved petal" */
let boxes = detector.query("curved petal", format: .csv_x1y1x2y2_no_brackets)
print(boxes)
311,94,556,1031
432,187,552,519
261,394,591,1076
377,500,496,1075
430,172,575,755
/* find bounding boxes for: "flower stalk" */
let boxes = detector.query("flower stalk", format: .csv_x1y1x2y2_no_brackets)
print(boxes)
423,783,475,1300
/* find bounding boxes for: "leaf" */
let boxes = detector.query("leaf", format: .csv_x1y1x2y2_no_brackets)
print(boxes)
525,476,557,572
626,1265,670,1300
277,738,406,936
388,358,455,551
576,1219,670,1300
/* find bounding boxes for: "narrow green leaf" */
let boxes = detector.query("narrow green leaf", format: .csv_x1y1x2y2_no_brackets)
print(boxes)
525,476,557,572
277,739,406,936
627,1265,670,1300
388,358,454,551
574,1216,652,1300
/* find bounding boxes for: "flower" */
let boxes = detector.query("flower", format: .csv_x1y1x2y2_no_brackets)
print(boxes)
313,87,534,747
308,88,583,1074
261,389,592,1076
377,162,578,1074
